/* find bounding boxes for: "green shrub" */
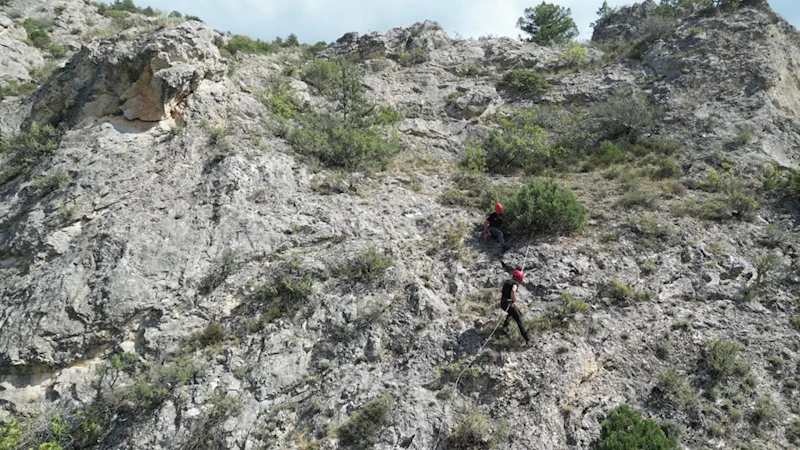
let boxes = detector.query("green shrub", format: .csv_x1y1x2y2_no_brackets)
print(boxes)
195,323,226,348
706,339,750,383
791,316,800,331
0,418,22,450
0,123,62,183
750,395,778,428
261,81,301,121
653,370,696,408
373,105,403,125
444,90,463,104
198,249,238,295
651,157,682,179
21,18,52,49
94,0,158,16
584,140,625,170
592,90,657,142
254,270,314,324
505,179,588,236
517,2,578,45
558,41,587,67
446,412,490,449
31,169,71,194
735,125,752,145
219,35,277,56
459,138,488,174
596,404,678,450
341,246,393,283
0,79,38,99
288,113,401,172
302,57,373,122
498,69,550,97
482,109,575,175
788,417,800,446
337,395,393,448
605,278,649,305
529,292,590,333
393,42,429,67
617,188,658,210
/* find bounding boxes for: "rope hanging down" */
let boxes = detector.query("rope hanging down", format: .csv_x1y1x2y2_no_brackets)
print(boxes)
429,231,536,450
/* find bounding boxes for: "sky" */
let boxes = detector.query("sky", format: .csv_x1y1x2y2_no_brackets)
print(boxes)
114,0,800,44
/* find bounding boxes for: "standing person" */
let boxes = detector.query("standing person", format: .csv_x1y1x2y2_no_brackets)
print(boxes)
483,203,510,252
500,270,530,345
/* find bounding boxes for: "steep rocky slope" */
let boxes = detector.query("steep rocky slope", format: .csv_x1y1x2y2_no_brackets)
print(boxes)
0,0,799,449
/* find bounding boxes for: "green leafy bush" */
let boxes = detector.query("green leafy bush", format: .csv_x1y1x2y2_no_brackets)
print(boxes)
0,79,38,99
197,249,238,295
482,110,564,175
651,157,682,179
254,270,314,324
261,81,301,121
216,35,277,57
337,395,393,448
195,323,226,348
528,292,590,332
505,179,588,236
302,57,374,122
652,369,696,408
584,140,625,170
459,138,487,173
604,278,649,305
750,395,779,428
394,42,430,67
93,0,158,17
595,404,678,450
288,113,401,172
373,105,403,125
21,18,52,49
0,418,22,450
340,246,393,283
446,412,490,449
517,2,578,45
706,339,750,383
558,41,587,67
0,123,62,183
591,90,657,142
498,69,550,97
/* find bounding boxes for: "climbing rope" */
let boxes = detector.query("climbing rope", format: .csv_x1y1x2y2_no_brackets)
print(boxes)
429,231,536,450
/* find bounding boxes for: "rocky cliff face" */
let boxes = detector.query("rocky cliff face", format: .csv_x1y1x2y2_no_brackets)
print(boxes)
0,0,799,449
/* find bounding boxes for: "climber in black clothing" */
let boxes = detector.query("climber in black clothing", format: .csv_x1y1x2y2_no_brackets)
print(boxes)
500,270,530,345
483,203,510,252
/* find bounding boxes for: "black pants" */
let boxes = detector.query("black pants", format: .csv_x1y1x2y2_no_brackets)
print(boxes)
501,300,530,342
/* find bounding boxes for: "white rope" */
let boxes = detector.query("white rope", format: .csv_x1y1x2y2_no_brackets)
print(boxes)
429,230,536,450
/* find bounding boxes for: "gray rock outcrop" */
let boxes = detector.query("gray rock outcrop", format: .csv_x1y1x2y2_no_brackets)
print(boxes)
0,1,799,449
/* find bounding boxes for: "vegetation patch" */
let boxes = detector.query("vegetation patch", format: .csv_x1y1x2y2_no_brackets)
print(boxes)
0,123,63,184
504,179,588,237
497,69,550,98
652,369,697,409
705,338,750,384
197,249,238,295
446,411,492,449
336,395,393,448
252,265,314,325
290,57,402,172
339,246,393,284
594,404,678,449
527,292,590,333
604,278,649,305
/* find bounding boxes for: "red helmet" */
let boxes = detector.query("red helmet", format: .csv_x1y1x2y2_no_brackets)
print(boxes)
513,270,524,281
495,203,503,213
